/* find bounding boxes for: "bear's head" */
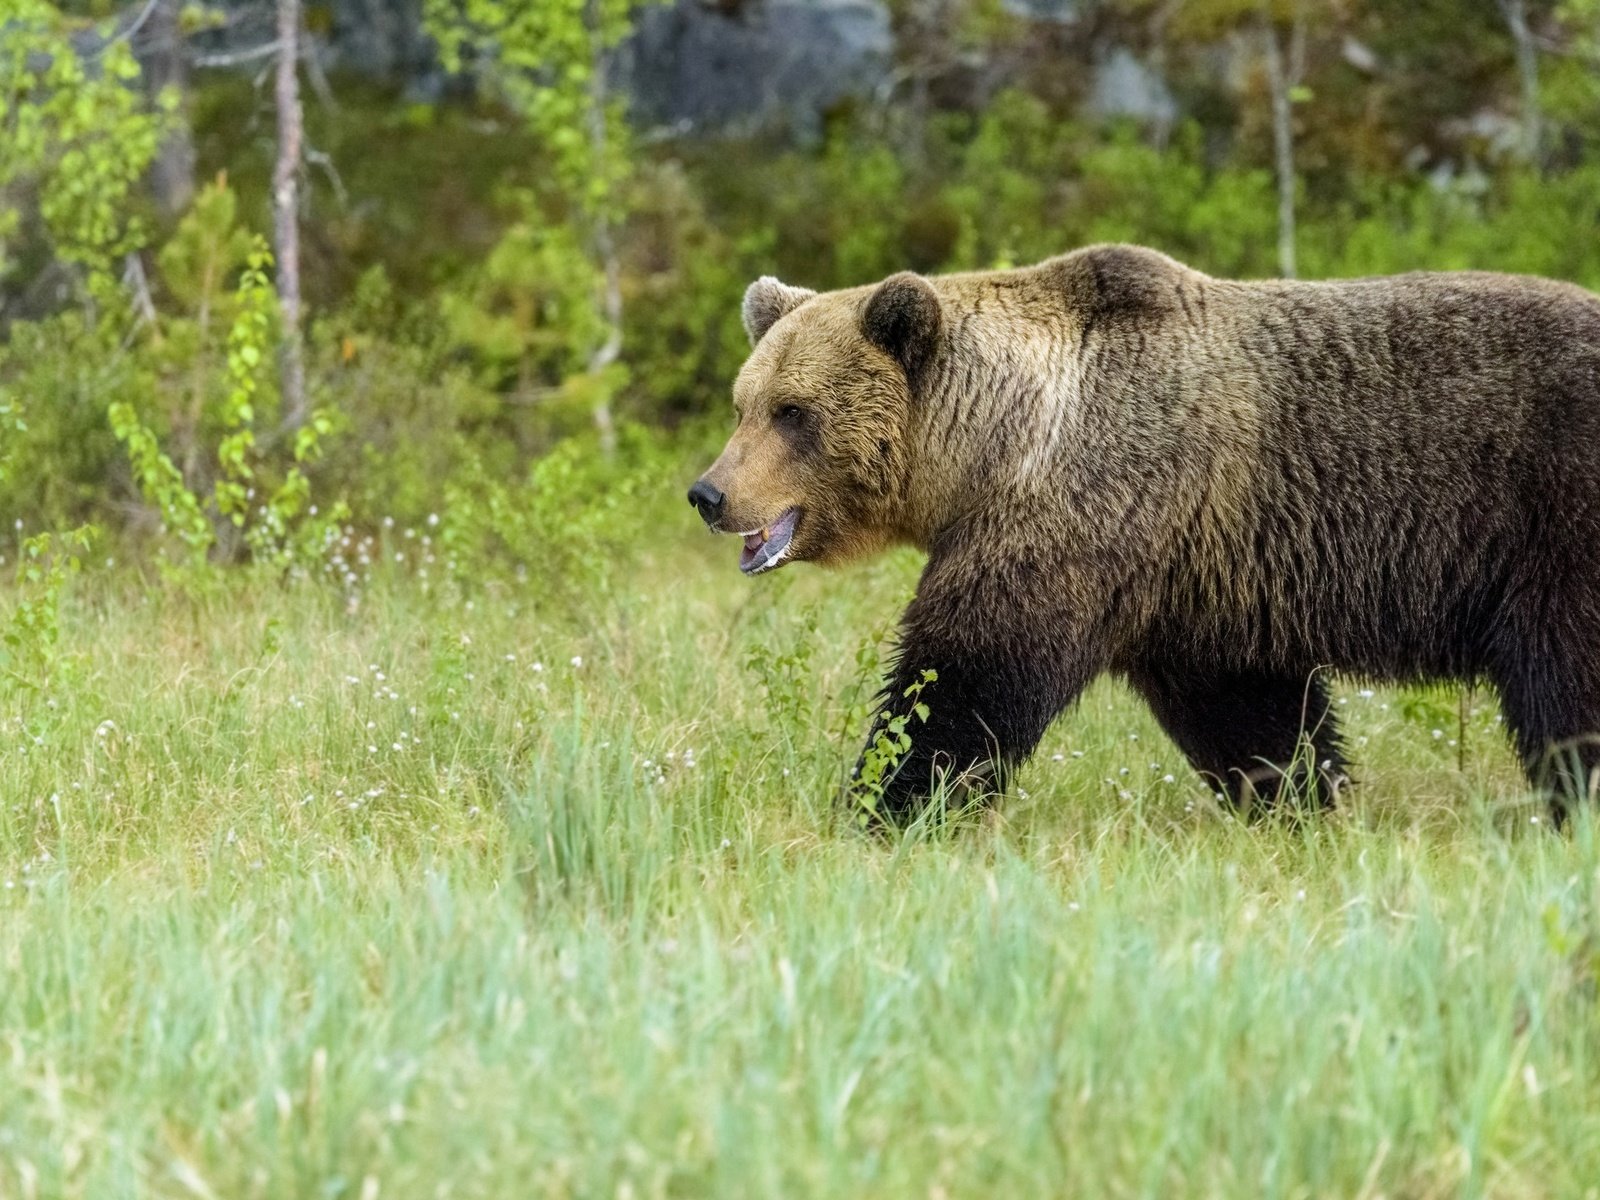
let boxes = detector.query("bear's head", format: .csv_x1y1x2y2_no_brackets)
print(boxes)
687,271,944,574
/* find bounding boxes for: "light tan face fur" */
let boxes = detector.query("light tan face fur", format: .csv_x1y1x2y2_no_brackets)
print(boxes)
692,280,916,575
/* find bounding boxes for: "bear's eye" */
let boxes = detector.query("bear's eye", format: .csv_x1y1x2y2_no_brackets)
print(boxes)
774,404,805,425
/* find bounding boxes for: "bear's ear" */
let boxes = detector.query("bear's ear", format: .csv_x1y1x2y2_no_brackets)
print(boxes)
862,272,943,383
742,276,816,345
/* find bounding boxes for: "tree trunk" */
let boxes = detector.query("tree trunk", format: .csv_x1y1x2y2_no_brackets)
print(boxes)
1499,0,1543,167
142,0,194,218
585,0,620,456
274,0,308,428
1262,16,1299,280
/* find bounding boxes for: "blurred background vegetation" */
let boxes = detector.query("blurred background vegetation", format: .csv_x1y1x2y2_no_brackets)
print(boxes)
3,0,1600,580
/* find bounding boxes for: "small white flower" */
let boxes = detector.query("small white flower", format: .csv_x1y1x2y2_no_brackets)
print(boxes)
570,655,583,669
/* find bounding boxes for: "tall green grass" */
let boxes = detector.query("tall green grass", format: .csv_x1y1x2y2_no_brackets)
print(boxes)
3,530,1599,1198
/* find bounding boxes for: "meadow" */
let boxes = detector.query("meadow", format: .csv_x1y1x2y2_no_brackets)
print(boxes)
8,0,1600,1195
4,512,1600,1200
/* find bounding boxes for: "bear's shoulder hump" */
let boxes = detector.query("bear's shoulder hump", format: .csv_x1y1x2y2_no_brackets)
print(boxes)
1042,243,1193,322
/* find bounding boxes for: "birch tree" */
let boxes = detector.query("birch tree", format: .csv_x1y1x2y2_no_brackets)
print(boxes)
274,0,307,428
1140,0,1321,280
1498,0,1544,166
1261,5,1306,278
425,0,660,453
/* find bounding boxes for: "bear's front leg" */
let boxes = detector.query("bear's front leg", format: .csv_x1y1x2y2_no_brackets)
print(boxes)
852,557,1103,826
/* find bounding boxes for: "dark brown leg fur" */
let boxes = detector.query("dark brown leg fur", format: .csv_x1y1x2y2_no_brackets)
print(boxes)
1130,666,1347,814
1490,641,1600,824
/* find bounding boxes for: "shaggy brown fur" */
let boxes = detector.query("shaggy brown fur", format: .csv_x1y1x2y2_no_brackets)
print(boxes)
688,244,1600,822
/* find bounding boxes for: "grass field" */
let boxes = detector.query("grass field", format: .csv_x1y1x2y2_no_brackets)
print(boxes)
4,522,1600,1199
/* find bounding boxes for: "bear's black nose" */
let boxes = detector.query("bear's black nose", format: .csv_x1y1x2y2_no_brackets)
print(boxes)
687,480,726,525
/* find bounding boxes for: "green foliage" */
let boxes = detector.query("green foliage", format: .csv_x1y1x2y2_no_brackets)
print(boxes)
0,393,23,483
213,242,277,527
0,526,94,692
744,605,820,740
423,0,670,445
0,0,166,286
851,668,937,824
1073,124,1279,276
436,423,678,612
439,218,606,392
105,219,346,574
107,396,213,562
1547,0,1600,142
424,0,649,218
6,0,1600,583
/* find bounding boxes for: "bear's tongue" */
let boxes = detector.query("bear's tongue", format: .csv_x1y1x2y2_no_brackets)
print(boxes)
738,508,799,575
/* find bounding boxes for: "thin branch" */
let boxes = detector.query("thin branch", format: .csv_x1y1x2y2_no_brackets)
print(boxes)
122,251,157,328
193,40,283,69
301,35,340,112
110,0,163,47
305,144,348,208
1497,0,1543,167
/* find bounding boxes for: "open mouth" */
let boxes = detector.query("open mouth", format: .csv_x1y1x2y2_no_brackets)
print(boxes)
736,508,801,575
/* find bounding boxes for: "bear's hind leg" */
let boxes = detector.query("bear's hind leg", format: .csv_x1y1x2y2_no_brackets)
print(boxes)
1490,648,1600,822
1130,666,1347,815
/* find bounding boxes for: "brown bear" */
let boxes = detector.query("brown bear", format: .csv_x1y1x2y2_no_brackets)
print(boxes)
687,244,1600,822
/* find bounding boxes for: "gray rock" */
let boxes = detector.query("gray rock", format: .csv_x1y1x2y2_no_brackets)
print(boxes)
999,0,1079,22
622,0,893,140
1087,46,1176,129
